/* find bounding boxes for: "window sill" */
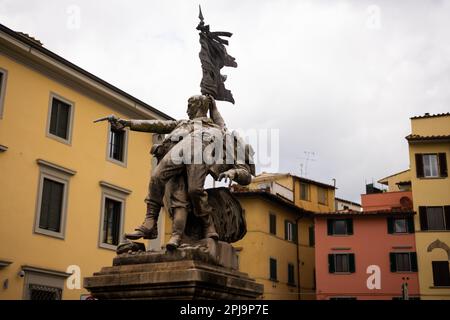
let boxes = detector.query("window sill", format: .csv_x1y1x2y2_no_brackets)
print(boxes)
99,243,118,251
429,286,450,289
329,234,352,237
269,278,279,283
107,157,127,168
418,177,447,180
287,283,297,287
331,272,352,275
392,271,417,274
34,229,65,240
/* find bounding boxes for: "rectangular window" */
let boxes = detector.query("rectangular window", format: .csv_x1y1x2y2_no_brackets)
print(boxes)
102,198,122,246
109,128,125,162
419,206,450,231
329,253,355,273
327,219,353,236
390,252,418,272
416,153,448,178
29,284,62,300
300,182,310,201
288,263,295,285
330,297,357,300
432,261,450,287
269,213,276,235
34,159,74,239
0,68,7,118
423,154,439,177
270,258,277,281
387,217,414,234
318,187,328,205
285,220,297,242
48,96,72,141
39,178,64,232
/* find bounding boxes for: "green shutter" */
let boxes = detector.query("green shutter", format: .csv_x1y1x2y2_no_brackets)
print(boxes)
390,253,397,272
293,223,298,244
349,254,355,273
410,253,418,272
346,219,353,235
419,207,428,231
284,220,288,240
327,219,333,235
328,254,335,273
415,154,424,178
407,217,415,233
387,217,394,234
444,206,450,231
438,153,448,177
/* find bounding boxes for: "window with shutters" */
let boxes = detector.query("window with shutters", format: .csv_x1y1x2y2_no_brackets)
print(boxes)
432,261,450,287
389,252,418,272
328,253,355,273
288,263,295,286
419,206,450,231
285,220,297,242
99,186,127,250
387,217,414,234
269,213,276,235
318,187,328,205
46,94,74,144
107,124,128,166
35,160,74,239
102,198,122,246
300,182,310,201
0,68,7,119
327,218,353,236
415,153,448,178
269,258,277,281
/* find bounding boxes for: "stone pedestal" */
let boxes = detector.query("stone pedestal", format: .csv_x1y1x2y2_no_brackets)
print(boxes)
84,240,263,300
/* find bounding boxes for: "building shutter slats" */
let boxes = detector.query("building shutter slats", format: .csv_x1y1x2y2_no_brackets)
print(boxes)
407,217,415,233
419,207,428,231
349,254,355,273
328,254,335,273
410,252,418,272
293,222,298,244
327,219,333,235
415,154,424,178
439,153,448,177
390,253,397,272
346,219,353,235
284,220,288,240
444,206,450,231
387,217,394,234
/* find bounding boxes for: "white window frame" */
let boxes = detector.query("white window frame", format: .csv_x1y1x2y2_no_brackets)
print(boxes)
422,154,439,178
0,68,8,119
34,159,76,239
22,265,70,300
106,122,129,167
98,181,131,250
46,92,75,145
286,221,294,241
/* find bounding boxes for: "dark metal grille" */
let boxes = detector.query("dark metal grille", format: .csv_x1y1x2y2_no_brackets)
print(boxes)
29,284,62,300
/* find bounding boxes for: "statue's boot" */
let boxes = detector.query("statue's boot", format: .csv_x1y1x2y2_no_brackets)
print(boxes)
166,208,188,251
202,215,219,241
125,203,159,240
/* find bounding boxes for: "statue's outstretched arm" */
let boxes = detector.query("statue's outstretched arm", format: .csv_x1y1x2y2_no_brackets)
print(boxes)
121,119,180,134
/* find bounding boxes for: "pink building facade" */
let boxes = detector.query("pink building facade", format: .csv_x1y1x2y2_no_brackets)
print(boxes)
315,210,420,300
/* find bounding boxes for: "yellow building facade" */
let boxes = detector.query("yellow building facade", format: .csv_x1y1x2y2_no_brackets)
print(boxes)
407,113,450,300
0,24,171,299
232,191,316,300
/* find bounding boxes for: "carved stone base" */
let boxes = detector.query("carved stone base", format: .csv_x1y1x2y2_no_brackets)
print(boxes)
84,240,263,300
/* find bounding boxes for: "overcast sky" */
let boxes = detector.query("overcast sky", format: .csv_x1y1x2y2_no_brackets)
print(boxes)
1,0,450,203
